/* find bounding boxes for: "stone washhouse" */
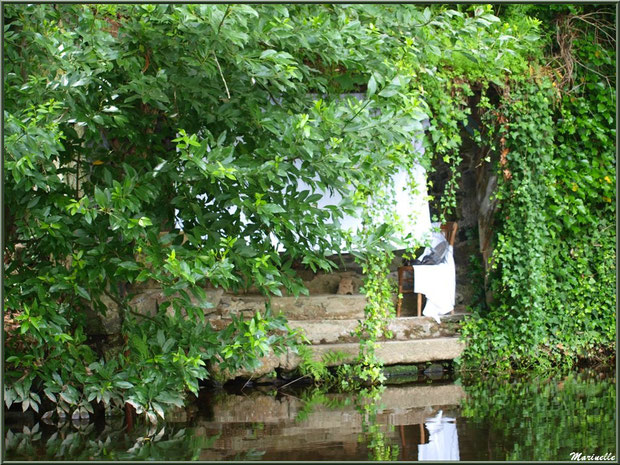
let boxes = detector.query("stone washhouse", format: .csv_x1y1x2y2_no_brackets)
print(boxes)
87,102,497,382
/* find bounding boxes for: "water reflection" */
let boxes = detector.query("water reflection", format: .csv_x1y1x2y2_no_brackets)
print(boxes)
4,369,615,461
458,368,616,461
355,386,400,461
3,419,218,461
196,382,462,461
418,411,459,461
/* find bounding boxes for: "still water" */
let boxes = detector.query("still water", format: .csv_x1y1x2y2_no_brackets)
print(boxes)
4,369,616,461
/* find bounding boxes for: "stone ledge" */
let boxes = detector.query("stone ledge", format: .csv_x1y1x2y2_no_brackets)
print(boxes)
217,294,368,320
311,338,465,366
288,315,465,344
217,337,465,380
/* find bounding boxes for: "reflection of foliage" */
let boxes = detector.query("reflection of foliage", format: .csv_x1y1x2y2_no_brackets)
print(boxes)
294,387,350,423
293,385,399,461
355,386,400,461
460,371,616,461
4,418,219,461
232,448,266,461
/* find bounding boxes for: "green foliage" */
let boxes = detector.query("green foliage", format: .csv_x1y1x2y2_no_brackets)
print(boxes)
352,249,396,385
464,228,488,315
3,4,533,417
4,3,613,421
413,4,539,221
462,77,557,370
3,3,422,420
297,345,350,386
460,5,616,371
344,4,542,375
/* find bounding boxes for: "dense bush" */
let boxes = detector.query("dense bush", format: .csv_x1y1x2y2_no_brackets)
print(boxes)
6,3,519,420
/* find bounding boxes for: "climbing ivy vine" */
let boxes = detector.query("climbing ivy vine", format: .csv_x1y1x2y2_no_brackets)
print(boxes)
460,4,616,371
461,77,558,369
332,3,544,384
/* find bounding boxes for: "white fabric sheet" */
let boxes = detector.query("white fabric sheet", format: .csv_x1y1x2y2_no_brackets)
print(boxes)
412,229,456,324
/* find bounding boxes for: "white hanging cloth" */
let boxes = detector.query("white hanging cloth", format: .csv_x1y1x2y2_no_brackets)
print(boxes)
412,227,456,323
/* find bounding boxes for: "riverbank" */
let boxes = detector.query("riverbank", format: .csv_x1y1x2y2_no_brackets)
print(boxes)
5,368,615,461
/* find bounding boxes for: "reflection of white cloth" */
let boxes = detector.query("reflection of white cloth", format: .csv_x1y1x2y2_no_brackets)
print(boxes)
418,410,460,461
412,231,456,324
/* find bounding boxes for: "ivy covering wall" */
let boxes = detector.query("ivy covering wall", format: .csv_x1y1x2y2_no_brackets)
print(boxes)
460,4,616,371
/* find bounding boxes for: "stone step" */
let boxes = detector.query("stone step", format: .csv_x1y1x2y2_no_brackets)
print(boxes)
217,294,368,321
311,337,465,367
131,288,467,325
288,315,465,344
218,337,465,380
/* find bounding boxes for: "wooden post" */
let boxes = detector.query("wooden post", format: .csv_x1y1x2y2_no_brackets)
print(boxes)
123,334,136,432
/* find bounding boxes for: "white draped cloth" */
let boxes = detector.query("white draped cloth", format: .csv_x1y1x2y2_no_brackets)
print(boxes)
412,227,456,324
418,410,460,461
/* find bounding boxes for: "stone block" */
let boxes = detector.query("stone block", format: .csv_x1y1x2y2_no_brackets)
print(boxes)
84,293,121,336
128,288,223,318
216,294,368,321
309,338,465,367
288,315,464,345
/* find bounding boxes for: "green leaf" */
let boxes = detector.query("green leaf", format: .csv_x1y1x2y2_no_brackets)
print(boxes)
94,187,107,207
44,389,57,403
118,261,140,270
155,391,184,408
59,390,77,405
152,401,165,419
367,74,377,97
262,203,286,214
26,196,40,209
138,216,152,227
162,338,176,353
260,49,278,59
76,286,91,301
5,388,15,409
115,381,134,389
